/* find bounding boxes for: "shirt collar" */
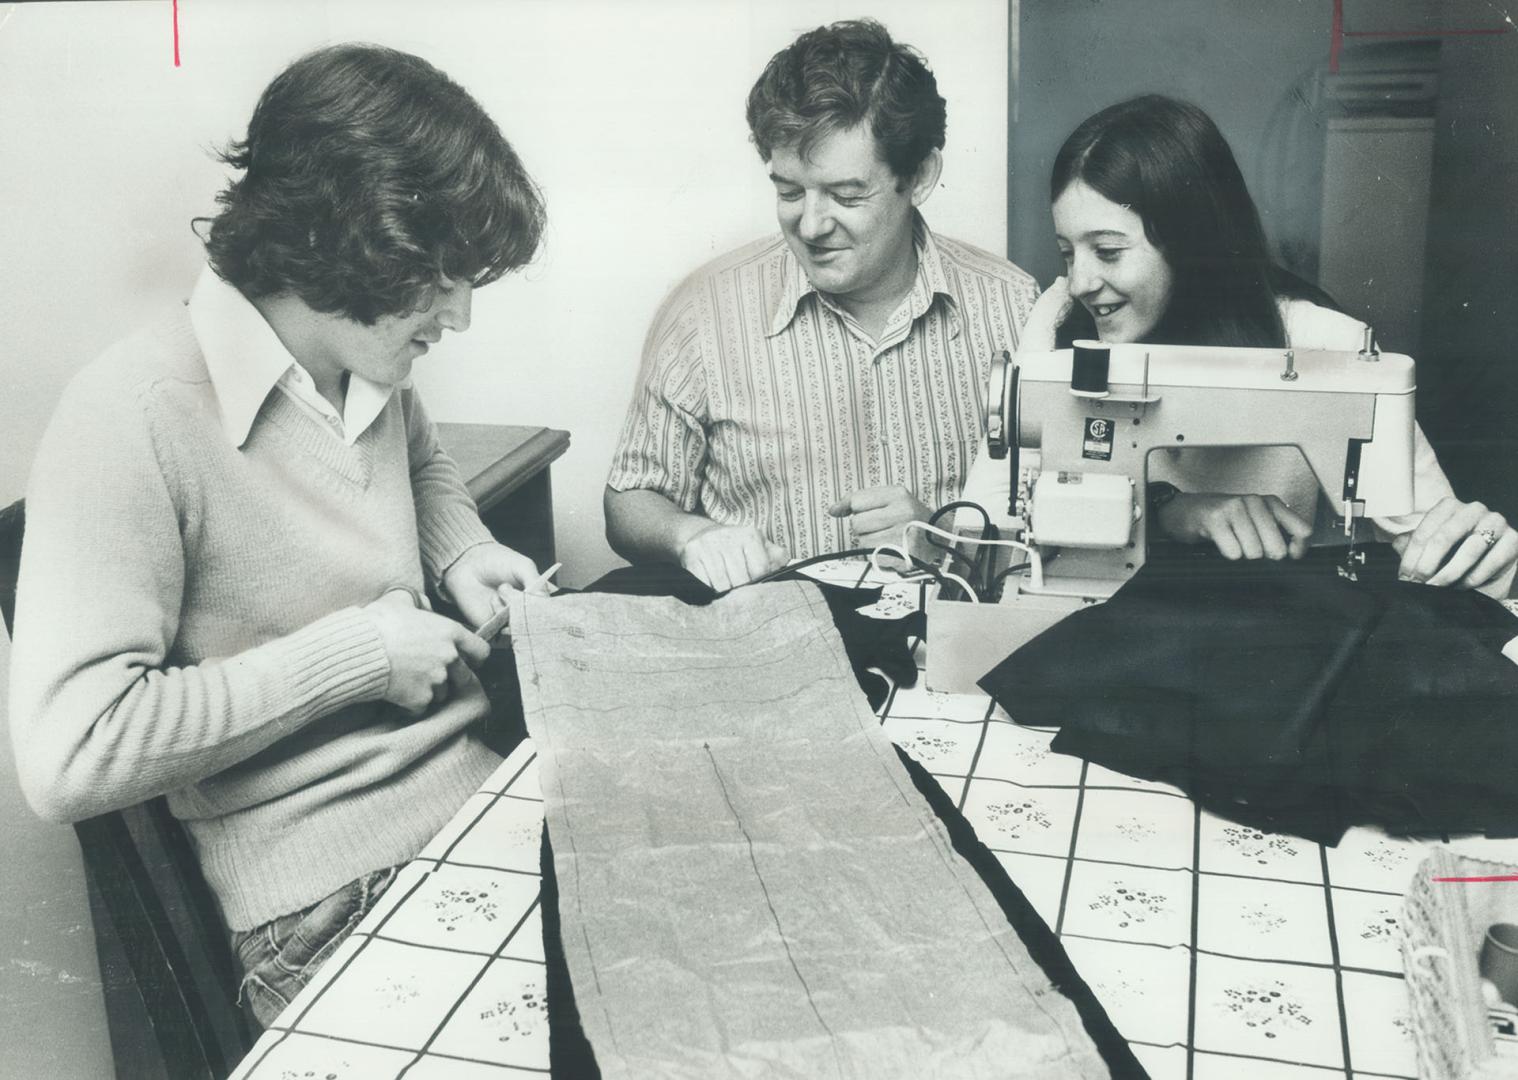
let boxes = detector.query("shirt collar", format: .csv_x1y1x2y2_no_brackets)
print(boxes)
766,212,957,338
188,265,395,447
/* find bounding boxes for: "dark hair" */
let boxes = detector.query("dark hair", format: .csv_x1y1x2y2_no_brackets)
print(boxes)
745,18,946,183
199,43,545,324
1051,94,1327,348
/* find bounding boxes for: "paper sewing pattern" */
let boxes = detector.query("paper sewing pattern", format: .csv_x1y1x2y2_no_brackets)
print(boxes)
509,580,1109,1080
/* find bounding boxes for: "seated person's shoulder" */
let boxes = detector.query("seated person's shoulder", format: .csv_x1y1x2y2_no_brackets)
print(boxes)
931,232,1039,295
646,234,792,333
669,233,790,295
50,307,211,434
1278,297,1368,352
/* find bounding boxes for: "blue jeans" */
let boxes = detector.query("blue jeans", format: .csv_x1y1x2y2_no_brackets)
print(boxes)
230,865,400,1029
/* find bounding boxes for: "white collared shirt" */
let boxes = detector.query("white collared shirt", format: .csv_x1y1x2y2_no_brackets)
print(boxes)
606,217,1040,559
187,266,396,447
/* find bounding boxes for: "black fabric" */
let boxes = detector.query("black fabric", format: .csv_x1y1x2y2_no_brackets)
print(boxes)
580,564,923,710
541,827,601,1079
539,565,1142,1074
980,543,1518,845
536,748,1146,1079
476,646,529,758
579,563,720,605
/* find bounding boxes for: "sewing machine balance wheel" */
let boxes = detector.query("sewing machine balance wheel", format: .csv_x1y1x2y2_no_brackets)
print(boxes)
987,349,1016,460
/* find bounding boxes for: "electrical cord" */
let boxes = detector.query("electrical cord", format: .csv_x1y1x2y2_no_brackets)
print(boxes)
926,501,999,596
750,547,932,587
753,544,977,605
751,499,1040,605
987,563,1032,603
903,517,1042,598
868,542,979,603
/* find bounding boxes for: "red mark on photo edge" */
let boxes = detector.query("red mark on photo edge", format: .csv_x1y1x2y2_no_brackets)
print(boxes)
1332,0,1510,72
1329,0,1343,74
173,0,181,67
1434,875,1518,883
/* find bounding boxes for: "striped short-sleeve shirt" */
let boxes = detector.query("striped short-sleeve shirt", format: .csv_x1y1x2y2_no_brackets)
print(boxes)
607,216,1039,559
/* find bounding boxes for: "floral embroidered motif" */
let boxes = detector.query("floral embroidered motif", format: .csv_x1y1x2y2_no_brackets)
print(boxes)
1222,981,1310,1038
1221,826,1301,865
480,988,547,1042
986,799,1053,837
1088,886,1166,929
430,885,501,930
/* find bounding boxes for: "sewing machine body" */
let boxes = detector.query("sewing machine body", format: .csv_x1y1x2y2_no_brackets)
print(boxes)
927,342,1419,692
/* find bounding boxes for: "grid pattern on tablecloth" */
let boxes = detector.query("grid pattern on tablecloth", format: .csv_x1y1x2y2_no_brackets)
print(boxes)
883,640,1427,1080
229,742,554,1079
232,560,1478,1080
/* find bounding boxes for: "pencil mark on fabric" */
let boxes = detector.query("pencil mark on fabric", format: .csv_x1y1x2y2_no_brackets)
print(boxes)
703,741,846,1078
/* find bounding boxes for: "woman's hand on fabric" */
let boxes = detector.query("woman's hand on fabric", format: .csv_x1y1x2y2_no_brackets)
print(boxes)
1157,492,1313,561
1018,276,1074,352
1392,496,1517,594
365,590,490,715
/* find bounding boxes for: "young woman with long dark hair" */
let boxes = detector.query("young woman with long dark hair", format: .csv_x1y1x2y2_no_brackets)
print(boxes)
1000,94,1515,595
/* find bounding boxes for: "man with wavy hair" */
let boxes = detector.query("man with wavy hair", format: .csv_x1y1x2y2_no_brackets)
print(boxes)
10,44,546,1027
605,19,1039,591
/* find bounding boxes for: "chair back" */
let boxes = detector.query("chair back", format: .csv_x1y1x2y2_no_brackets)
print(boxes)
0,498,254,1078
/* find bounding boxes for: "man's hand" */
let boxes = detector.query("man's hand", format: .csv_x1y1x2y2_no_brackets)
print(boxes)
678,522,788,593
365,590,490,716
1157,492,1313,561
441,542,553,630
1393,496,1517,595
827,485,931,555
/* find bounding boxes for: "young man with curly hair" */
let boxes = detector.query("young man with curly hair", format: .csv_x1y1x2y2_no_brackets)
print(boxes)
10,44,547,1027
604,19,1040,591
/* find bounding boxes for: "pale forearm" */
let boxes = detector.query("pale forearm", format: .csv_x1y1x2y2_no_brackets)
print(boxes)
603,486,715,565
11,604,391,823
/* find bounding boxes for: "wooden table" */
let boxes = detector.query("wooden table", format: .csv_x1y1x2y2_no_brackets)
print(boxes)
438,423,570,571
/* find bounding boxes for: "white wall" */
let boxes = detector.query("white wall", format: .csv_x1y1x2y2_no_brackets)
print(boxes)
0,0,1009,580
0,1,1007,1074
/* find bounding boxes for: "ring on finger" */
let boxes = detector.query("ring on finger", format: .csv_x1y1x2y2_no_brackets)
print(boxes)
1478,528,1500,548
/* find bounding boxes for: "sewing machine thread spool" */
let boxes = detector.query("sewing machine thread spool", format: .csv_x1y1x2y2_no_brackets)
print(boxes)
1070,340,1111,398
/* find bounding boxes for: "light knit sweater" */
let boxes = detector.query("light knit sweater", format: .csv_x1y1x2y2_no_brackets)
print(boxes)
10,305,501,930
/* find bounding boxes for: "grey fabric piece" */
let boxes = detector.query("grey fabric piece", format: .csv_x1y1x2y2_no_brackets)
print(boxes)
510,580,1108,1080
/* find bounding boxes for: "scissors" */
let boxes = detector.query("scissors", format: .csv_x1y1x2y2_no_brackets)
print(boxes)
475,562,560,643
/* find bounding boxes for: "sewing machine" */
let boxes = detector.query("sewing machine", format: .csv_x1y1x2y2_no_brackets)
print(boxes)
926,336,1418,691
